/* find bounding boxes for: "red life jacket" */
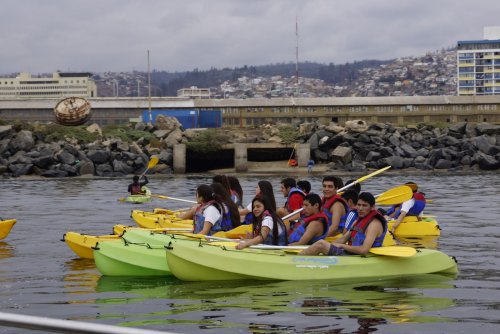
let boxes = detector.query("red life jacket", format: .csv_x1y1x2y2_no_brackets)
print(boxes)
349,209,387,246
130,183,142,195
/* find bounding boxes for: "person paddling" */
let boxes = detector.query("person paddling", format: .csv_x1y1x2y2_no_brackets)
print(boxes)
288,194,329,246
128,175,149,195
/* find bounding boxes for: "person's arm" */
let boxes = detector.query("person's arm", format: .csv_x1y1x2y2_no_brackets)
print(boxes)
332,219,382,255
326,202,346,237
127,184,132,194
236,226,270,249
178,206,196,220
391,199,413,233
198,221,213,235
140,176,149,187
289,220,324,246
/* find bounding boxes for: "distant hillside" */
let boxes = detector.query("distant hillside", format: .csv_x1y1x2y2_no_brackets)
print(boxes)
151,60,391,96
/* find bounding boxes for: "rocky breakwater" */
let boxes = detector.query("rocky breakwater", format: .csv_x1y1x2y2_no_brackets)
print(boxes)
303,120,500,172
0,115,186,178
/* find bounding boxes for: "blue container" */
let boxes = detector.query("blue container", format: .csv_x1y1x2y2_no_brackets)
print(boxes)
142,109,221,129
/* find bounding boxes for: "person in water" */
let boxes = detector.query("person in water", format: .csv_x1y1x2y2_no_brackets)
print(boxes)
300,192,387,256
288,193,329,246
128,175,149,195
236,194,287,249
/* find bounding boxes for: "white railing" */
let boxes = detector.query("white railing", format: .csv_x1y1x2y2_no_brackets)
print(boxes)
0,311,174,334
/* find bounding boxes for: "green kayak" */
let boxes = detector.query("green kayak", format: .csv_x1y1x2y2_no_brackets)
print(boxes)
165,238,458,281
93,238,171,276
93,230,193,276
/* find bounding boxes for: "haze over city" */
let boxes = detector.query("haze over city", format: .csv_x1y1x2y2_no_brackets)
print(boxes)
1,0,500,74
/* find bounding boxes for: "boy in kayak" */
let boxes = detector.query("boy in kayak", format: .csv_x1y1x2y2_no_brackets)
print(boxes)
128,175,149,195
386,182,426,234
300,192,387,256
321,176,348,237
277,178,305,220
288,194,329,246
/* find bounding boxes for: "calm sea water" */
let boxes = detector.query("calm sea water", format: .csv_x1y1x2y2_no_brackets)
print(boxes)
0,173,499,334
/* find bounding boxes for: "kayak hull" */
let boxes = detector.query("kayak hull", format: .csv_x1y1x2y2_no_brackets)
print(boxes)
93,239,171,276
125,194,152,204
165,239,458,281
388,216,441,236
63,232,120,259
0,219,16,240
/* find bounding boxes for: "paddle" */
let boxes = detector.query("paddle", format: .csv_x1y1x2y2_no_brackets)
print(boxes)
282,166,392,220
207,241,416,257
141,155,159,179
374,185,413,206
150,195,197,204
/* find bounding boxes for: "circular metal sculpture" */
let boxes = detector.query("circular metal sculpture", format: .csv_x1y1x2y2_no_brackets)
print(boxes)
53,97,92,126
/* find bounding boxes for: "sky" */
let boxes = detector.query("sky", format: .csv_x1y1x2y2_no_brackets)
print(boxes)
1,0,500,74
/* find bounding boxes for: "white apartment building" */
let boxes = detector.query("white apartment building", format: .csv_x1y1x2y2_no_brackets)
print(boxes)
457,26,500,96
177,86,211,99
0,72,97,99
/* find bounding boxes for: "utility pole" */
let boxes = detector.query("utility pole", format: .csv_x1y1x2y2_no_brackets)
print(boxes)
147,50,152,124
295,14,299,96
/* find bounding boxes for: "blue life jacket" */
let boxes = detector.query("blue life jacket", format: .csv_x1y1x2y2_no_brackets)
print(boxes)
349,210,387,247
321,195,349,233
289,212,328,245
344,209,359,231
254,211,287,246
394,192,426,217
194,201,233,235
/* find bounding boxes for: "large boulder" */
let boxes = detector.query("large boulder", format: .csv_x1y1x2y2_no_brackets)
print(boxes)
8,130,35,152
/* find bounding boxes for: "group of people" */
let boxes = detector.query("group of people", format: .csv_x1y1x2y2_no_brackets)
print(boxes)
129,173,426,256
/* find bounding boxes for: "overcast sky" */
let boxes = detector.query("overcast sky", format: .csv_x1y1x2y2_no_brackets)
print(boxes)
1,0,500,74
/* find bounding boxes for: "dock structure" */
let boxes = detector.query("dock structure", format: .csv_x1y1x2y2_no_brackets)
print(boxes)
0,95,500,126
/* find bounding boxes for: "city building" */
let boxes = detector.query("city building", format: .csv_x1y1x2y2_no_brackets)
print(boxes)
457,26,500,96
177,86,211,99
0,72,97,99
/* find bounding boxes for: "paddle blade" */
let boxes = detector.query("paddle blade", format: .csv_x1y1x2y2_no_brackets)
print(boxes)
376,186,413,205
369,246,416,257
147,155,159,169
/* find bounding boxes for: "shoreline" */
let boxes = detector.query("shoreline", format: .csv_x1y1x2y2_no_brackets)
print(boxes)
8,160,489,180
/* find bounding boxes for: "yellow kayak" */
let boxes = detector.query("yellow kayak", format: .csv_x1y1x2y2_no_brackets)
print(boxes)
0,219,16,241
62,232,120,259
388,216,441,237
131,209,193,229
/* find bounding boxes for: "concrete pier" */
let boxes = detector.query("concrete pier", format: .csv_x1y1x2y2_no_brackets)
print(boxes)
173,142,311,173
173,144,186,173
234,143,248,172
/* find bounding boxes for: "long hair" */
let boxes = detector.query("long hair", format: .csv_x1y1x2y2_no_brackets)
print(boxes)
252,194,287,245
212,175,231,193
257,180,277,212
210,182,241,228
228,176,243,204
196,184,213,203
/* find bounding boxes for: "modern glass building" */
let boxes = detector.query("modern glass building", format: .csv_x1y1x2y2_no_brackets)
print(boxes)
457,27,500,96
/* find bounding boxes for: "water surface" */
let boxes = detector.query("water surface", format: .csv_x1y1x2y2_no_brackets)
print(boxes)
0,173,499,333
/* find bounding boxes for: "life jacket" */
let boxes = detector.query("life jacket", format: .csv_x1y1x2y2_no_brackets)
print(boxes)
193,201,233,235
284,187,305,212
394,192,426,217
254,210,287,246
408,192,426,216
289,212,329,244
321,195,349,233
130,183,142,195
349,210,387,247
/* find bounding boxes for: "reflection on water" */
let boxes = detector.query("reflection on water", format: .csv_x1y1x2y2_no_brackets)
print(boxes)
0,174,499,333
0,242,14,260
88,274,456,332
